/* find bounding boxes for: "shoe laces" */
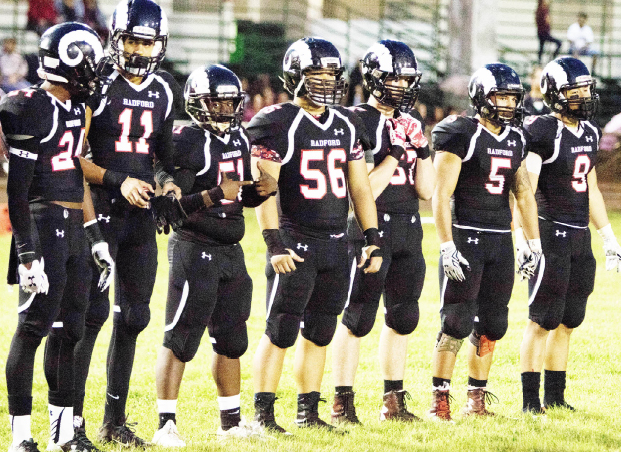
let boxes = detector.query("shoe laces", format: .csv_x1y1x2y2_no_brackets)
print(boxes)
434,390,454,413
22,440,40,452
484,390,499,406
114,419,146,446
397,390,413,413
74,428,98,451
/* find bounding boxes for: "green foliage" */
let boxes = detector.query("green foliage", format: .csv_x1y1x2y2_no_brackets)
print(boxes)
1,211,620,451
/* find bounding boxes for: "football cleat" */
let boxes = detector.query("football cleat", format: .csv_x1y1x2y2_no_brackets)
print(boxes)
8,439,40,452
216,418,271,441
428,389,453,421
254,397,290,435
543,400,575,411
98,418,149,448
295,392,339,432
331,391,361,425
380,390,421,422
151,420,186,447
462,388,499,417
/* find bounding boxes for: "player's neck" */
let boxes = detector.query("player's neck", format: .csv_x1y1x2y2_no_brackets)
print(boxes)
295,96,326,116
478,116,502,135
555,112,579,128
369,96,395,117
41,81,71,102
119,68,145,85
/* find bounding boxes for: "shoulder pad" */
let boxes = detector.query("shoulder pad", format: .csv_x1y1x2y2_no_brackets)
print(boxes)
0,89,50,138
522,115,557,141
431,115,476,151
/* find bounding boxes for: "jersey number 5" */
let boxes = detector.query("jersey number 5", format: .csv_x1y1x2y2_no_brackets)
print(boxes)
300,149,347,199
51,128,86,171
115,108,153,154
486,157,512,195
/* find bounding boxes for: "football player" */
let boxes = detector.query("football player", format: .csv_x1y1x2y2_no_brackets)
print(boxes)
71,0,181,446
331,40,436,424
246,37,382,433
149,64,277,446
2,23,111,452
428,63,541,421
519,57,621,413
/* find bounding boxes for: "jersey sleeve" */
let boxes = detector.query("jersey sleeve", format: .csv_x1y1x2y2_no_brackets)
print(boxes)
247,105,289,162
345,108,369,161
431,115,471,159
171,126,201,194
522,115,555,161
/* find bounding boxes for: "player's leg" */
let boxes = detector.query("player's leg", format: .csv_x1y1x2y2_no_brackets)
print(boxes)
379,216,424,422
463,233,514,416
99,209,157,446
521,221,571,413
543,228,595,410
429,229,483,421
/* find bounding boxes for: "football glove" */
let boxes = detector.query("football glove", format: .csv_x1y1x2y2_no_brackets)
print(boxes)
150,191,187,234
440,241,470,282
91,242,114,291
18,257,49,294
396,113,429,148
385,118,406,160
515,229,542,280
597,224,621,272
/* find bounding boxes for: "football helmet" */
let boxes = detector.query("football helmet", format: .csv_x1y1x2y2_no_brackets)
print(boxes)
109,0,168,76
282,37,348,106
38,22,104,100
540,57,598,120
361,40,422,112
185,64,245,132
468,63,524,126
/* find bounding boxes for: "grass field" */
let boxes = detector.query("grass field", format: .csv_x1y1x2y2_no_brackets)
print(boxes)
1,211,620,451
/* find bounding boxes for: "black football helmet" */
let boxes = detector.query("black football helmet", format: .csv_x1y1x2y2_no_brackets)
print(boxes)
109,0,168,76
38,22,104,100
282,37,348,106
540,57,598,120
185,64,245,132
361,40,422,112
468,63,524,126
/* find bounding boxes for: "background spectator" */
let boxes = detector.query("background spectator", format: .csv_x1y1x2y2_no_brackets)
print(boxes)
55,0,84,23
27,0,58,36
0,38,30,93
536,0,561,64
567,12,599,72
83,0,108,42
523,65,551,115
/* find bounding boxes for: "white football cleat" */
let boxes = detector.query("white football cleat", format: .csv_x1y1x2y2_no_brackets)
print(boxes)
151,420,186,448
216,418,272,441
44,440,61,451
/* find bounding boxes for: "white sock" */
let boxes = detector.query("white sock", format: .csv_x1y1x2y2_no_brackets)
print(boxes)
10,415,32,446
49,404,73,445
157,399,178,414
217,394,241,412
73,415,84,429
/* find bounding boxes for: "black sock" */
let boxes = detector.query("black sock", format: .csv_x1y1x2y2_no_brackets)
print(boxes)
254,392,275,413
432,377,450,389
543,370,566,406
467,377,487,388
335,386,353,395
220,408,241,431
6,330,43,415
521,372,541,411
159,413,176,429
44,333,76,407
73,325,102,418
384,380,403,393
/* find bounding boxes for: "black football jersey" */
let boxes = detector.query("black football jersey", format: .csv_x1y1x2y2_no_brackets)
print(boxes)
432,115,528,232
349,104,429,214
87,69,178,185
172,124,252,245
523,114,600,228
0,87,86,203
246,102,366,236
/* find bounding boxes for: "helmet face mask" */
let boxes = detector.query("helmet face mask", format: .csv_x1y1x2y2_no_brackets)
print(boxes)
469,63,524,126
302,68,348,107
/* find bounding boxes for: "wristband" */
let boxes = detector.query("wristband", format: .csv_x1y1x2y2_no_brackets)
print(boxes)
84,220,105,246
179,192,204,215
154,160,175,187
262,229,287,256
102,169,129,188
207,186,225,204
363,227,381,248
388,145,405,161
597,223,616,242
416,145,431,160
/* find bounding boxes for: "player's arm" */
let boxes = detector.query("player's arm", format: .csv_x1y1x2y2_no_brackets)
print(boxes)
348,157,382,273
412,154,436,200
588,168,621,272
512,161,540,241
366,119,406,200
397,113,436,200
154,102,181,199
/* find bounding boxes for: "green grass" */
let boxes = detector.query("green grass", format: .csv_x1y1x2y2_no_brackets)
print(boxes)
1,211,621,451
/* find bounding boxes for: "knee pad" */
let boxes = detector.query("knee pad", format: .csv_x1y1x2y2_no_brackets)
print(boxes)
301,312,338,347
211,322,248,359
342,302,377,338
385,301,420,336
441,303,474,340
561,309,586,330
536,314,562,332
266,313,301,349
476,313,508,342
120,303,151,334
435,331,463,355
84,296,110,332
51,312,85,343
469,331,496,357
163,327,204,363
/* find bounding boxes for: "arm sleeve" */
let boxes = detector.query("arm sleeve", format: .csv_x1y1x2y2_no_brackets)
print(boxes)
154,112,175,176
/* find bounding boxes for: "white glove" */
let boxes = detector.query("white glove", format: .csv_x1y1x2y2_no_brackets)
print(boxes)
440,241,470,282
515,228,542,280
18,257,49,294
92,242,114,291
597,224,621,272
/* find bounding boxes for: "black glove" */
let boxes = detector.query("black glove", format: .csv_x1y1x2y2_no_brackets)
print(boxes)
150,192,187,234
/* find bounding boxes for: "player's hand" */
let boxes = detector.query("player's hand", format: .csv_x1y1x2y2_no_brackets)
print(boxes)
121,177,154,208
603,239,621,272
150,192,187,234
91,242,114,291
386,118,407,149
358,244,383,273
270,248,304,274
220,171,252,201
162,181,182,200
440,241,470,282
255,160,278,197
396,113,429,148
18,257,49,294
516,238,543,281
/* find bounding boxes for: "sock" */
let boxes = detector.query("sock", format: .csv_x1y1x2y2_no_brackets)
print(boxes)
467,377,487,389
158,413,176,429
10,415,32,446
521,372,541,411
218,395,241,430
73,325,101,418
432,377,450,390
49,404,74,445
384,380,404,394
335,386,353,395
544,370,566,406
217,394,241,412
73,416,84,430
157,399,178,429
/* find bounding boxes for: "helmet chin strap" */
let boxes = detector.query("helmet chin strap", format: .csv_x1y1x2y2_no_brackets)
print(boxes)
293,74,306,98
